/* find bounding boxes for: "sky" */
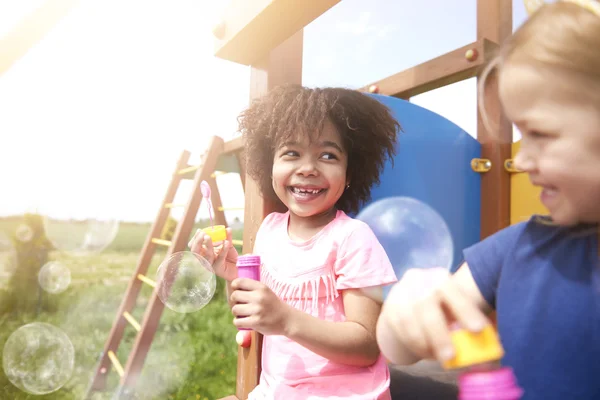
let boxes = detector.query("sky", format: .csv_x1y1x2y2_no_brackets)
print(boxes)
0,0,529,223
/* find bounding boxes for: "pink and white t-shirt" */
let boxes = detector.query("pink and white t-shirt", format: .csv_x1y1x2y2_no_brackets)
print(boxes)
247,210,398,400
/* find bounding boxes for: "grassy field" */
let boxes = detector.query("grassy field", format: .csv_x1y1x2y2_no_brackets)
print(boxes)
0,218,244,400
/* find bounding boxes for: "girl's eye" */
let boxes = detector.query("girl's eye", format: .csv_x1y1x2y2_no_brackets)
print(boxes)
529,131,547,139
321,153,338,160
282,150,298,157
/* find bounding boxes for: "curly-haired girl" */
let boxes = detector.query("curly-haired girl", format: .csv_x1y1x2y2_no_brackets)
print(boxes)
190,84,401,399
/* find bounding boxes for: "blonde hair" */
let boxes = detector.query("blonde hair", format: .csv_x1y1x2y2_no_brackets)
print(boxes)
478,1,600,131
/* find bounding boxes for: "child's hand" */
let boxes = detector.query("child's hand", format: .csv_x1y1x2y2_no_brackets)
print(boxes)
230,278,291,336
377,267,489,364
188,227,238,282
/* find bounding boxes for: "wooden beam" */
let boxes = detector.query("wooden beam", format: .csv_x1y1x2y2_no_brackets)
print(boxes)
360,39,497,99
476,0,513,239
234,30,302,400
213,0,339,65
237,151,247,190
477,0,513,45
0,0,80,77
207,175,228,227
223,136,244,154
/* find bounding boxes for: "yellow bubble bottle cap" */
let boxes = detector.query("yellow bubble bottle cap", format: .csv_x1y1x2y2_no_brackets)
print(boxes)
443,324,505,370
202,225,227,242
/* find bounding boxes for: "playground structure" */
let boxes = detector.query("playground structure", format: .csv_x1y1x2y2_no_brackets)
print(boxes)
85,1,549,399
209,1,545,398
0,0,547,399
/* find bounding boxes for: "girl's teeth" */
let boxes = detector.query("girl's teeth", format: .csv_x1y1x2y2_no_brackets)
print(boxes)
292,187,320,194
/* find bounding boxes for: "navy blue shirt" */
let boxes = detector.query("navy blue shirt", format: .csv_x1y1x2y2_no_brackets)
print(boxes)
463,218,600,400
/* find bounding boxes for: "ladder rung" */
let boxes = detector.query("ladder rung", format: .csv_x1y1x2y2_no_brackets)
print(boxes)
164,203,186,209
177,164,200,175
107,351,124,377
232,239,243,246
123,311,141,332
151,238,172,247
218,206,244,211
137,274,156,288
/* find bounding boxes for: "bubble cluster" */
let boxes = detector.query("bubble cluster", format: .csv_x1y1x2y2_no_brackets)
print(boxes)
2,322,75,395
156,251,216,313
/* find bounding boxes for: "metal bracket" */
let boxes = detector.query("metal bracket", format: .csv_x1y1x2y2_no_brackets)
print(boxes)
504,159,523,173
471,158,491,173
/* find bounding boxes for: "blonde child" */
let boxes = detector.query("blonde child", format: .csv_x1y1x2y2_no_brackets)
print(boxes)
190,85,400,399
376,2,600,399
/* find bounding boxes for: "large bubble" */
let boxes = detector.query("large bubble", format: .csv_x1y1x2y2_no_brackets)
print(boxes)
0,231,17,290
356,197,454,298
43,214,119,256
156,251,216,313
38,261,71,294
2,322,75,395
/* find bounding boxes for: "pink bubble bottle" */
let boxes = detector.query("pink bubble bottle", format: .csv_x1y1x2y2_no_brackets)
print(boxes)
235,254,261,331
443,325,524,400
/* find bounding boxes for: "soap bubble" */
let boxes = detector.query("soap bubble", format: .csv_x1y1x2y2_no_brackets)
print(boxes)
0,232,17,290
156,251,216,313
357,196,454,299
43,215,119,256
2,322,75,395
15,224,34,243
38,261,71,294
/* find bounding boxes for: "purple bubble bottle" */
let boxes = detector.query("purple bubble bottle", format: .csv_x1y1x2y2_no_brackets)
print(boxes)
443,325,524,400
236,255,261,281
235,254,261,331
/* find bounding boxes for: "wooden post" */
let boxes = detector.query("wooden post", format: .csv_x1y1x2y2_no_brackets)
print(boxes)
208,175,228,227
236,30,302,400
476,0,513,239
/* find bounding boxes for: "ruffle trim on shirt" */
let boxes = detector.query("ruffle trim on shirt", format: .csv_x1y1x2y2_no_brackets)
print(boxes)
261,266,339,312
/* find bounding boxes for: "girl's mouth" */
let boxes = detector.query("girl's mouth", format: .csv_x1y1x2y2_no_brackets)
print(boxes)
288,186,326,202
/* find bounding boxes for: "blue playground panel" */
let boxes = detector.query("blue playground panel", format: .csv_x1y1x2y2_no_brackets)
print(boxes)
351,94,481,272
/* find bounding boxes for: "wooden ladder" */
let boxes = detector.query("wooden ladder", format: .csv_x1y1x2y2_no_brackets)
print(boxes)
85,135,246,398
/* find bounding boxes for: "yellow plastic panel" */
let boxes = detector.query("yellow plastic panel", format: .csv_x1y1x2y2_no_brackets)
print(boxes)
510,141,547,225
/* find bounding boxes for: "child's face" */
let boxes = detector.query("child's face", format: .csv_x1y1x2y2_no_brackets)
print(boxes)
271,120,348,219
499,62,600,225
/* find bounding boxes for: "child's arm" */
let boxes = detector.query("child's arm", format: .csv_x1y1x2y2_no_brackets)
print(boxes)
283,288,382,367
230,278,382,367
376,263,492,366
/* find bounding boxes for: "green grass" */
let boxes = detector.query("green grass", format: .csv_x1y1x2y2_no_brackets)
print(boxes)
0,218,244,400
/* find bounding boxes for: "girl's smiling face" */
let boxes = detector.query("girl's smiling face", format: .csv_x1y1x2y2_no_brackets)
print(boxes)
271,119,349,221
499,62,600,225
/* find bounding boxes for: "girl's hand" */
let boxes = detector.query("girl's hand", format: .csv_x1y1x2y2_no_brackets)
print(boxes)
377,267,489,364
188,227,238,281
230,278,292,336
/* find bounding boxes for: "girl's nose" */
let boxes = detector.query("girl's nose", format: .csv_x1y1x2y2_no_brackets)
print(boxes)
513,150,536,172
296,158,318,176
